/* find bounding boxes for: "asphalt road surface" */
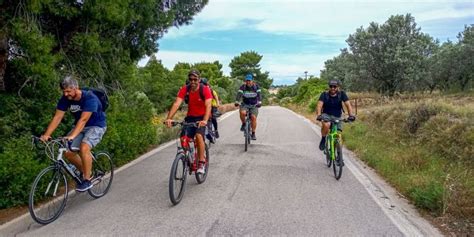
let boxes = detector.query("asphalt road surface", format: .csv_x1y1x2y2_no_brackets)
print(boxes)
1,106,441,236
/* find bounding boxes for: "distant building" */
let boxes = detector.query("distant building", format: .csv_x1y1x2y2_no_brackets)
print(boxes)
268,88,280,95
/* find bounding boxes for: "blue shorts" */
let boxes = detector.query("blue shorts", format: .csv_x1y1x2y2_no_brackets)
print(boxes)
68,126,106,151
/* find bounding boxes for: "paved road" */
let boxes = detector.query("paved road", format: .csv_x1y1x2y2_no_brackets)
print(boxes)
1,106,441,236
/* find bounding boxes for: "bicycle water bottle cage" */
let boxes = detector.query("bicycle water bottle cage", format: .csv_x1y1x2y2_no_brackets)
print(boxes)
180,136,193,149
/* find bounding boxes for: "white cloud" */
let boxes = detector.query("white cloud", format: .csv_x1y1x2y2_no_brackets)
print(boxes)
145,0,473,85
168,0,473,38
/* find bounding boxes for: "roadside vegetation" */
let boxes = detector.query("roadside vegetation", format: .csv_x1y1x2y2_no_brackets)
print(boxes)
0,1,272,215
274,15,473,235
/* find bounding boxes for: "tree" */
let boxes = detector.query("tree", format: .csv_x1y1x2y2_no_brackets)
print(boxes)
229,51,273,89
346,14,437,95
320,48,360,91
455,25,474,91
2,0,208,95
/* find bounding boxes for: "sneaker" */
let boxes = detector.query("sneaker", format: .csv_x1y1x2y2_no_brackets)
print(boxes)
206,133,215,144
251,133,257,140
319,137,326,151
240,123,245,132
197,161,206,174
215,130,219,138
76,179,93,192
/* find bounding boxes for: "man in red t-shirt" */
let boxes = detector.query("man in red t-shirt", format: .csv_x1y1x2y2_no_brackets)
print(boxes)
165,69,212,174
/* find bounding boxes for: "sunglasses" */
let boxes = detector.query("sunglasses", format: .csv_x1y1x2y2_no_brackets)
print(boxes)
329,85,338,88
188,78,199,82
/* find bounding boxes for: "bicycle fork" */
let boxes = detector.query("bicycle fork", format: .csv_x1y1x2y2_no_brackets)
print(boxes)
45,170,61,197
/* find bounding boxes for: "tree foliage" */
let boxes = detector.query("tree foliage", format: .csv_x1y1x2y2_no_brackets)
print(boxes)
229,51,273,89
321,14,472,94
0,0,208,209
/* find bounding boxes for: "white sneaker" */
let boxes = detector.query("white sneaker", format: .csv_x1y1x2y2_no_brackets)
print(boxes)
197,162,206,174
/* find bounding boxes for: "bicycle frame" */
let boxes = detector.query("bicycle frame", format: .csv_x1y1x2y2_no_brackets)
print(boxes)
326,121,342,161
174,122,202,173
179,135,199,173
34,137,83,184
245,108,253,134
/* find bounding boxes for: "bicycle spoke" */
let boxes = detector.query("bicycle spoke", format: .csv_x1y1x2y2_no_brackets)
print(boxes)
29,166,68,224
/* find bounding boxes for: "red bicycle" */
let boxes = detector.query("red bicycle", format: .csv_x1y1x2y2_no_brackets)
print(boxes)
167,121,209,205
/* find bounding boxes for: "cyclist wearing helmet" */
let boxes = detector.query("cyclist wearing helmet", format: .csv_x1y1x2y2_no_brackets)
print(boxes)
316,79,355,150
235,73,262,140
166,69,212,174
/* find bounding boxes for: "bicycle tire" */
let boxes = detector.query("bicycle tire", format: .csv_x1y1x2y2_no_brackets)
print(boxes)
28,166,68,225
325,138,332,167
247,121,252,145
195,144,210,184
333,141,343,180
88,152,114,198
244,120,250,152
169,153,187,205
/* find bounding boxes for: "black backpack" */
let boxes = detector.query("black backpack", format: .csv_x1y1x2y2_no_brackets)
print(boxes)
85,87,109,111
184,83,206,104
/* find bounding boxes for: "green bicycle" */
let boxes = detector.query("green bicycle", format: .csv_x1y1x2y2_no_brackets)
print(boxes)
322,117,351,180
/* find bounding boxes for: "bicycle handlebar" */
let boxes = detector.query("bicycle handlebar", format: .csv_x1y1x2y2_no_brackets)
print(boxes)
31,136,69,148
163,121,199,127
320,118,352,123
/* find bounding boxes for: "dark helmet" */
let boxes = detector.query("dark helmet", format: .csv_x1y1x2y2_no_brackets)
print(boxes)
188,69,200,77
328,79,340,87
201,77,208,85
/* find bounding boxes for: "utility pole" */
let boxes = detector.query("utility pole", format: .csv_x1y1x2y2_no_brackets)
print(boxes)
304,71,308,80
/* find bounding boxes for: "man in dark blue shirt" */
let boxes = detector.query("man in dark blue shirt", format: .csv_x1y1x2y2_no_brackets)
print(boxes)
41,75,107,192
316,79,355,150
235,74,262,140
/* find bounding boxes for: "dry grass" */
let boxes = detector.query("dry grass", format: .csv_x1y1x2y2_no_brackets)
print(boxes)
283,93,474,235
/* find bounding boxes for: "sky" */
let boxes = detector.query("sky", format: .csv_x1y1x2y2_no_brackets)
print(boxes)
138,0,474,85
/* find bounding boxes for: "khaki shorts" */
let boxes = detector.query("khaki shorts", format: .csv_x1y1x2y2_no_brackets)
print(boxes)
240,105,259,117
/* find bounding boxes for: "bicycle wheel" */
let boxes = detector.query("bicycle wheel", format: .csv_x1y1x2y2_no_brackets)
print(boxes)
247,121,252,145
244,120,250,151
88,152,114,198
196,144,210,184
325,138,332,168
169,153,188,205
333,141,343,180
29,166,68,225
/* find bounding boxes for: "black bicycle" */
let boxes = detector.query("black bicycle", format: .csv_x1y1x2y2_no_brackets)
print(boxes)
241,104,256,152
167,121,210,205
29,136,114,224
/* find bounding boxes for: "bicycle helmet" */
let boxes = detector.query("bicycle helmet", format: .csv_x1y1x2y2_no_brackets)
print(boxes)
188,69,200,77
201,78,208,85
245,74,253,81
328,79,340,87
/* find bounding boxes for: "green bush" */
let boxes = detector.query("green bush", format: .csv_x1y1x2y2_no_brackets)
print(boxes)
0,136,47,208
96,93,158,166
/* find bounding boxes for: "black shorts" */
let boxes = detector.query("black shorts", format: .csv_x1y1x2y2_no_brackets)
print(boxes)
181,116,206,138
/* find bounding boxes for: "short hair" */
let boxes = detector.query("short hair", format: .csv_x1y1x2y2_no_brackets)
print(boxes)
59,75,79,89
